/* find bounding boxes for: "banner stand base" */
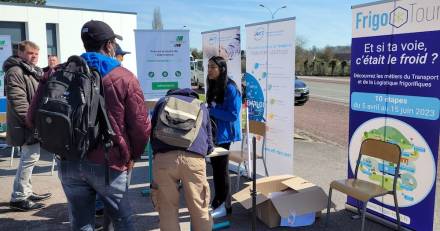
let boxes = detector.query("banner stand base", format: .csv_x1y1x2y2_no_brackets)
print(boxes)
345,204,412,231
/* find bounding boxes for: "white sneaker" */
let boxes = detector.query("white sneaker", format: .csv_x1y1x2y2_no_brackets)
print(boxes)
210,202,227,219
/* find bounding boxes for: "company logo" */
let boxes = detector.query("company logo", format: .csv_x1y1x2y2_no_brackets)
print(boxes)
355,7,408,31
390,6,408,28
254,27,265,41
175,35,184,47
356,3,440,31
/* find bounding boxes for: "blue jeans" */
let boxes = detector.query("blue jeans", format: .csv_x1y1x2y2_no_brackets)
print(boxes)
58,160,134,231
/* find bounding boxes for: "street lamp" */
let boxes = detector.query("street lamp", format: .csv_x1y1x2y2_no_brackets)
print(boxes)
259,4,287,20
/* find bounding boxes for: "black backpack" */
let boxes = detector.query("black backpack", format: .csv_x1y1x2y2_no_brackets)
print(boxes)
35,55,114,160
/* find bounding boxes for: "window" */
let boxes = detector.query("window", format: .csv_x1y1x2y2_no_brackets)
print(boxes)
0,21,26,55
46,23,58,56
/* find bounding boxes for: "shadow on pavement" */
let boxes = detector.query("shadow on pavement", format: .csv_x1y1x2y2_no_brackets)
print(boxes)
0,203,69,230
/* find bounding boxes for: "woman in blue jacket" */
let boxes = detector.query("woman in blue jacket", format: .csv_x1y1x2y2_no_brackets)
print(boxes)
207,56,241,216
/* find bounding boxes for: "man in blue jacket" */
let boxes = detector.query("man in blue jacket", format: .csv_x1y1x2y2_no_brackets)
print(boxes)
150,88,213,231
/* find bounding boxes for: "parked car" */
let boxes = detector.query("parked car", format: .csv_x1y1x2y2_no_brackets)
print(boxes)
295,76,309,106
241,74,308,106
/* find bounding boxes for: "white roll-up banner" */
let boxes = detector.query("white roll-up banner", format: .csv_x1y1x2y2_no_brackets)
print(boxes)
202,26,241,92
0,35,12,126
245,18,296,176
135,30,191,99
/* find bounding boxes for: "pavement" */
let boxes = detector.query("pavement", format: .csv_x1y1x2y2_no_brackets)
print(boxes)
2,136,437,231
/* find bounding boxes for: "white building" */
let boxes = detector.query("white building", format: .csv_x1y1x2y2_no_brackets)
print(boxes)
0,2,138,73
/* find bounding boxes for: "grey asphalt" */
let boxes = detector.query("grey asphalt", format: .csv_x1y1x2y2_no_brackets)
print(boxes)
2,138,433,231
298,76,350,105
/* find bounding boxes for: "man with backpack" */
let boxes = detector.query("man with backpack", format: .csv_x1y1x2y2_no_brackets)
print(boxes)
27,20,150,230
4,40,52,211
150,88,213,231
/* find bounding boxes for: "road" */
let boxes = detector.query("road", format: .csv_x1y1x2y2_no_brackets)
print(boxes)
298,76,350,105
295,76,350,148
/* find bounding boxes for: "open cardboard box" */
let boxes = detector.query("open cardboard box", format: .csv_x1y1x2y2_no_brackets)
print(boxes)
232,175,334,228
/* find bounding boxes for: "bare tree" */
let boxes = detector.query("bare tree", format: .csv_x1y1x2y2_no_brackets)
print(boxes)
152,7,163,30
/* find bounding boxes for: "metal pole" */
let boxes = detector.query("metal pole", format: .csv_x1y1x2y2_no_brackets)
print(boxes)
251,136,257,231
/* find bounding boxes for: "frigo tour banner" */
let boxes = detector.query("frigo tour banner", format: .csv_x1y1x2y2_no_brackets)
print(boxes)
202,26,241,92
350,1,440,230
245,17,295,176
135,30,190,99
0,35,12,127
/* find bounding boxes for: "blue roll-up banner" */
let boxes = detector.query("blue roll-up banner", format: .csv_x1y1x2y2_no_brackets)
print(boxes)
349,1,439,230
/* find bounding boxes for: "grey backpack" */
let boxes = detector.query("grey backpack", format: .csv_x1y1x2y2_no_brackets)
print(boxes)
154,96,203,148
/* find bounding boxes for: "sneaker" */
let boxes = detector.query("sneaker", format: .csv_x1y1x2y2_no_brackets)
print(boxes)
28,192,52,202
10,199,44,211
95,208,104,218
210,202,232,219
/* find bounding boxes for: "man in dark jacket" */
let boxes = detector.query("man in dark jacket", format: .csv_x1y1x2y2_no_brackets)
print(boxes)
42,54,59,75
4,40,52,211
28,20,151,230
150,88,213,231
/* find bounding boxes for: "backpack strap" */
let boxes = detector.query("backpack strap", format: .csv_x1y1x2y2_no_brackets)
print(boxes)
90,68,115,186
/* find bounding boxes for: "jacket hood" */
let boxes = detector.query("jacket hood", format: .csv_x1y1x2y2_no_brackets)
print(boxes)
166,88,200,99
81,52,120,77
2,56,43,78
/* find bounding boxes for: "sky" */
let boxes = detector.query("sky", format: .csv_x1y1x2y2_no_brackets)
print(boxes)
47,0,372,50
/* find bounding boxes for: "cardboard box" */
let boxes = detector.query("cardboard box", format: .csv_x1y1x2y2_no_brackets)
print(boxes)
232,175,334,228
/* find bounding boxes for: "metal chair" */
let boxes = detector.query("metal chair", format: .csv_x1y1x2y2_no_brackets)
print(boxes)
325,138,402,231
229,120,269,190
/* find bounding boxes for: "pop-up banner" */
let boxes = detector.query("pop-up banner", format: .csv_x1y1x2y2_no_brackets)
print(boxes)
202,26,241,92
350,1,440,230
0,35,12,98
135,30,190,99
0,35,12,127
245,17,295,176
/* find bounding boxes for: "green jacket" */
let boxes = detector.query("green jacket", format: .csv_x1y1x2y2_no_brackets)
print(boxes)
3,56,42,146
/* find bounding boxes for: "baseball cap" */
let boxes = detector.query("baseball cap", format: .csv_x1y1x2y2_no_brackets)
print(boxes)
115,43,131,56
81,20,122,45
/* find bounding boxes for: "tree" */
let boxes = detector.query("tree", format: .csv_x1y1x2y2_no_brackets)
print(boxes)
329,59,337,76
190,48,202,59
0,0,45,4
320,46,334,62
295,35,309,75
152,7,163,30
340,60,347,76
303,60,309,75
